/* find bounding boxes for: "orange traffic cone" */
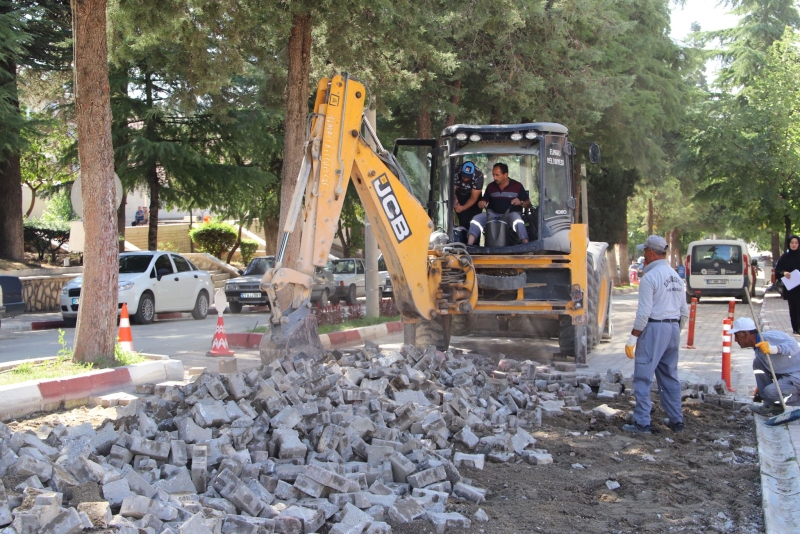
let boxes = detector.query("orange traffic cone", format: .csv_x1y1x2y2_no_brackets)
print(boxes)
207,315,235,357
118,303,134,352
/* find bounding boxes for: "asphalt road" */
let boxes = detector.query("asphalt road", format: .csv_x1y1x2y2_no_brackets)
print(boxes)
0,308,272,364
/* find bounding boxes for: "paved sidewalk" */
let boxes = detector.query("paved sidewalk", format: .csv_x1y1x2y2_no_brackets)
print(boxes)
755,292,800,532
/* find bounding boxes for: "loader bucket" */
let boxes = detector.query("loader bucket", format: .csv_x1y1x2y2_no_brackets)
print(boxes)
258,306,326,367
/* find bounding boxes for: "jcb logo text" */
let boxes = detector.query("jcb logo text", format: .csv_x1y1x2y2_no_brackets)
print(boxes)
372,175,412,243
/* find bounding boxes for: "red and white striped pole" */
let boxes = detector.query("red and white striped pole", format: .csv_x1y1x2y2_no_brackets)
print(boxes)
684,297,697,349
721,318,733,391
727,300,736,323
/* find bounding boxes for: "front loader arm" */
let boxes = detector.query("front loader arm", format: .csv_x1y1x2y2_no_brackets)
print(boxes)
261,74,467,363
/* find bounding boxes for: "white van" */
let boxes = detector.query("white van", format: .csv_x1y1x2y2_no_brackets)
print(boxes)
684,239,757,303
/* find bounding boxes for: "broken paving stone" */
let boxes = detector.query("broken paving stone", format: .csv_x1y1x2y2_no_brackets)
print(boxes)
592,404,621,420
388,497,426,524
473,508,489,522
453,453,485,470
606,480,621,490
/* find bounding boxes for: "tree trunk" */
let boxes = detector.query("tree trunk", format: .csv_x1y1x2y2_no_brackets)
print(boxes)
225,222,244,264
772,231,780,260
607,247,619,290
670,227,681,268
417,99,432,138
647,198,654,235
276,12,312,305
785,214,792,251
263,215,278,256
0,44,24,261
618,216,629,287
444,79,461,127
117,191,126,253
72,0,118,362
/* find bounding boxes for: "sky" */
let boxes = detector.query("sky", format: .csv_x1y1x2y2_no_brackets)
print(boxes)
669,0,741,42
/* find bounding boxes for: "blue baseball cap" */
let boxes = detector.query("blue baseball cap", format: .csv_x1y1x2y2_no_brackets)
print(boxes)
460,162,475,178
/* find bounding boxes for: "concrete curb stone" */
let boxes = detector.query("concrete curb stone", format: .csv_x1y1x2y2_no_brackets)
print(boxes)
0,358,183,421
226,320,404,350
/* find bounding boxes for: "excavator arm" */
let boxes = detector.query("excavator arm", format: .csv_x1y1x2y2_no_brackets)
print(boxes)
260,74,477,364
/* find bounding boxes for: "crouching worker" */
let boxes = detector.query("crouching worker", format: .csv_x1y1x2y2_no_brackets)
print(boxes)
731,317,800,415
466,163,530,246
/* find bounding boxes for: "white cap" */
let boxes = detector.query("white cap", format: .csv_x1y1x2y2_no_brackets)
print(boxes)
730,317,756,334
644,235,668,254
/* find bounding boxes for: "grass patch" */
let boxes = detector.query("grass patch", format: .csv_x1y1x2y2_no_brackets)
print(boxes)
0,330,147,386
247,315,401,335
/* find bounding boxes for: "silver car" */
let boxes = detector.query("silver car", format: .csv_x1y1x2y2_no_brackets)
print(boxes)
60,251,213,326
326,258,387,305
226,256,337,312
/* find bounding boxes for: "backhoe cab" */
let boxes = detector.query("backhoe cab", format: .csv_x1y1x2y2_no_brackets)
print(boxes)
259,74,612,367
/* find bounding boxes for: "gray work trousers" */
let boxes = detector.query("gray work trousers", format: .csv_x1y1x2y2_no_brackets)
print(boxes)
633,322,682,426
753,358,800,406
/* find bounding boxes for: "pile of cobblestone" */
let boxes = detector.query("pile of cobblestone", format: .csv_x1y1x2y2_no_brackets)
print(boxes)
0,342,746,533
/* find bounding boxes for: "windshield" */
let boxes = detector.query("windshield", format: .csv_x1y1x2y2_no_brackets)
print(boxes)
119,254,153,273
245,257,274,276
328,259,356,274
449,151,540,209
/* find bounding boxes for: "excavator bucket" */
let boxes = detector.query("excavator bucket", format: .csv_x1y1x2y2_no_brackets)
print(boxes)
258,306,326,367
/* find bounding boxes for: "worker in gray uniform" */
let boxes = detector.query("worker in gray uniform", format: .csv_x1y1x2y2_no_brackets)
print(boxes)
730,317,800,415
623,235,690,434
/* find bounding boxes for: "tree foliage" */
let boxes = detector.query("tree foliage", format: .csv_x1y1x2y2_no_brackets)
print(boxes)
189,221,239,259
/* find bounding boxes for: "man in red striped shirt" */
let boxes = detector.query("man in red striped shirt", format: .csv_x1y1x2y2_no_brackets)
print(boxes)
466,162,531,246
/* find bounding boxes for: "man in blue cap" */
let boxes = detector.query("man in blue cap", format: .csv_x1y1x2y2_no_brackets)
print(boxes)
453,161,484,233
623,235,689,434
731,316,800,415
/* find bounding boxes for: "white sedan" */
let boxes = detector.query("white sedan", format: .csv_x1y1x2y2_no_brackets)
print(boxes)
60,251,213,326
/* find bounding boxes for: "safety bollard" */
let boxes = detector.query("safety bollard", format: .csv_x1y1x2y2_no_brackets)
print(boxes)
684,297,697,349
727,300,736,323
721,318,733,391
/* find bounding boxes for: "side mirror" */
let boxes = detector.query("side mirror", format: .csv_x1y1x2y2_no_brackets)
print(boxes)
751,258,759,266
237,269,244,275
589,142,601,164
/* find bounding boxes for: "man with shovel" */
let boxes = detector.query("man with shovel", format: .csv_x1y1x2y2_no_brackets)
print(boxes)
730,317,800,415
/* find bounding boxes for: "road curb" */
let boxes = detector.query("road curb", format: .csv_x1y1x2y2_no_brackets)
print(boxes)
26,309,229,332
227,320,404,350
0,357,183,422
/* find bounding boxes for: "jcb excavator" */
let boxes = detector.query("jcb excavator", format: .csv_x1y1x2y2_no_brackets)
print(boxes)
259,74,612,366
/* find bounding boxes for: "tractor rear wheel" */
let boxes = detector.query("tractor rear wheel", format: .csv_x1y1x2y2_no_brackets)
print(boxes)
558,316,587,363
407,315,452,351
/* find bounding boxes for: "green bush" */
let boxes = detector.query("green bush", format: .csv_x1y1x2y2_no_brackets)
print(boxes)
189,222,238,259
239,239,259,265
23,217,71,262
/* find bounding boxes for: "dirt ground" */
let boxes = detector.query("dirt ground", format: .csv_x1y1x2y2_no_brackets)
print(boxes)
7,397,763,534
394,398,763,534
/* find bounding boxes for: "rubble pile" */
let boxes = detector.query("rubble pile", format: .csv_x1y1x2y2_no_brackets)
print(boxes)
0,343,747,534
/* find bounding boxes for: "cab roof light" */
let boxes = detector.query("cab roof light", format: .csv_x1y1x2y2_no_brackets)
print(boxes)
524,131,537,140
468,134,481,142
510,132,523,141
455,132,467,141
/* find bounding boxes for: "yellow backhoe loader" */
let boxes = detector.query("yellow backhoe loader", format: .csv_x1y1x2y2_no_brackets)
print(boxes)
259,74,612,366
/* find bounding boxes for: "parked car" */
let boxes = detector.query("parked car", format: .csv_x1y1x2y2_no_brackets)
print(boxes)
0,275,26,328
225,256,337,312
378,255,393,298
326,258,387,305
60,251,213,326
684,239,756,303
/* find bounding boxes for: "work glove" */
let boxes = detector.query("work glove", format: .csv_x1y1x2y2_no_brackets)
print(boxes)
679,316,687,331
756,341,779,354
625,334,637,359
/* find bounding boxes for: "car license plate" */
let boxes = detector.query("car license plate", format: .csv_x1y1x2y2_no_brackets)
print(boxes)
240,292,261,299
72,298,80,305
706,279,727,285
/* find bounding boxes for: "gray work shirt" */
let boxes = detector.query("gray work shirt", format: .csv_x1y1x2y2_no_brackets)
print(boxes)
633,259,689,331
756,330,800,381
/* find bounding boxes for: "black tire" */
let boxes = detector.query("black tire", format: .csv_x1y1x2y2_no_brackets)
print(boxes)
133,292,155,325
229,301,243,314
558,315,587,363
451,314,470,336
410,315,452,351
319,289,329,307
344,284,357,305
586,256,601,349
192,291,209,320
62,317,77,328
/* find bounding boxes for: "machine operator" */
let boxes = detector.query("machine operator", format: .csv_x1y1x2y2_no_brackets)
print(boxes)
466,162,530,246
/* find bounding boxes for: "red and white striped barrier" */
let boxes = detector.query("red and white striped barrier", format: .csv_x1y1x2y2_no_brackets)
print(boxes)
721,317,733,390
